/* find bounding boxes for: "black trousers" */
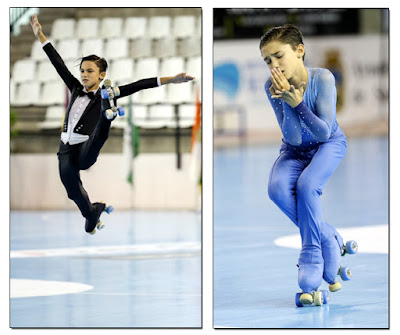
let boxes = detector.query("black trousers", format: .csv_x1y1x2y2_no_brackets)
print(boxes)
57,113,112,221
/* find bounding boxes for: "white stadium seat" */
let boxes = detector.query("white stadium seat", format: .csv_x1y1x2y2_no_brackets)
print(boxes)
51,19,76,40
39,80,67,106
172,16,196,39
79,38,104,58
123,17,147,39
13,81,41,106
109,58,135,84
147,104,172,128
100,18,123,39
12,59,36,84
57,39,80,60
38,106,66,129
148,16,171,39
186,56,201,79
76,18,99,39
30,40,51,61
104,37,129,60
37,61,59,82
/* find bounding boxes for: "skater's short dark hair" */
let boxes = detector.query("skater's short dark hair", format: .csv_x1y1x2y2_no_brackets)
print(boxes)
259,24,305,61
79,55,108,73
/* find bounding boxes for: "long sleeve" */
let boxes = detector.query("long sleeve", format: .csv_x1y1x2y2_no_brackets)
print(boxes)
265,79,303,146
42,42,80,92
292,69,336,142
118,78,159,98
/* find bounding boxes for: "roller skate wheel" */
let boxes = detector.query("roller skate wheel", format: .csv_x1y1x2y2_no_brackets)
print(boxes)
321,289,329,304
113,86,120,97
96,221,105,231
101,88,109,99
329,281,342,292
295,293,303,307
314,291,323,306
105,109,114,120
118,107,125,116
105,205,114,214
345,240,358,254
339,266,352,281
89,229,96,235
299,293,313,305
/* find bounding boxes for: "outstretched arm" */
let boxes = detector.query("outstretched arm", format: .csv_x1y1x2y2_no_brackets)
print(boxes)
160,73,195,85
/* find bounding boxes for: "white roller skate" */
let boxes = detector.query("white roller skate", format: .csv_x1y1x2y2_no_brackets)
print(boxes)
101,79,125,120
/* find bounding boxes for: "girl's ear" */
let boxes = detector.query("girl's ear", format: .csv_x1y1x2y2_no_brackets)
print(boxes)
297,44,305,59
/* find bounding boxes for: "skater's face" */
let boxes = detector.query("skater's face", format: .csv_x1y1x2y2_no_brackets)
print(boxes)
261,40,305,81
80,61,106,91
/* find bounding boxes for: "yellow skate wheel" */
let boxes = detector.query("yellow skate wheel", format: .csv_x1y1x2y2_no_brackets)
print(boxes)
105,109,114,120
299,293,313,305
89,229,96,235
314,291,323,306
329,281,342,292
97,221,105,231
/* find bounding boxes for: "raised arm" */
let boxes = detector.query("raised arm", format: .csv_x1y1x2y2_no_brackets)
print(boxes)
30,14,79,91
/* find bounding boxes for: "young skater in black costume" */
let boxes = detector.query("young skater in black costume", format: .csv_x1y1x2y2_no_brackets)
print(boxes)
30,14,194,234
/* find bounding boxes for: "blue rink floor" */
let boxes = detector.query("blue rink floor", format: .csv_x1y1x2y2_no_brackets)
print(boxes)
10,210,201,328
213,135,389,328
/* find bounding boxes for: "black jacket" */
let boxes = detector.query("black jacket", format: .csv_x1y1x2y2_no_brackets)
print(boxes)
43,42,158,137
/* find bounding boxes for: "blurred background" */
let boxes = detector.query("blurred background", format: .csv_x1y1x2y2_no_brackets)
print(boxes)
10,7,202,211
213,8,388,146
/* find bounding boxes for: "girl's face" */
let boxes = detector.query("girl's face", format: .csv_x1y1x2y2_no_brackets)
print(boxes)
80,61,105,91
261,40,305,81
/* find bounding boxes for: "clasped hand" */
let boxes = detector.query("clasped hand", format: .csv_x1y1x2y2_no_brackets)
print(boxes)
269,67,306,108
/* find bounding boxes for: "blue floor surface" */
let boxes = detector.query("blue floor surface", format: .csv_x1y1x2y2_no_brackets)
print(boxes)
10,210,201,328
213,136,389,328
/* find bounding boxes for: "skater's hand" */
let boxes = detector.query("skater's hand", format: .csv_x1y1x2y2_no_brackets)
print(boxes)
30,14,42,37
30,14,46,43
270,67,290,93
272,82,307,108
170,73,195,84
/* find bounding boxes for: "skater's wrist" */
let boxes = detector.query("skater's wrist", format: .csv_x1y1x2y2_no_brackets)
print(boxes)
38,31,47,44
41,39,50,48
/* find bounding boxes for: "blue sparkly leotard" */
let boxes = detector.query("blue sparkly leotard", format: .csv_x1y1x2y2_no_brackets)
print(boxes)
265,67,340,150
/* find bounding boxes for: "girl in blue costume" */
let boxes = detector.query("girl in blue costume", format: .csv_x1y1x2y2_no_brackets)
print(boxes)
260,24,354,305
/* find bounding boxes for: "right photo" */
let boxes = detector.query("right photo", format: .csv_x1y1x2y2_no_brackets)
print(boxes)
213,8,389,328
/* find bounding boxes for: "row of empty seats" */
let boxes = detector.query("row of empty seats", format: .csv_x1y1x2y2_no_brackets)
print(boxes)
50,16,201,40
30,34,201,61
38,104,198,130
12,56,201,84
11,78,200,107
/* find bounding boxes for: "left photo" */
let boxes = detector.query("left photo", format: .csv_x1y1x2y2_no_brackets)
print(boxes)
10,7,202,328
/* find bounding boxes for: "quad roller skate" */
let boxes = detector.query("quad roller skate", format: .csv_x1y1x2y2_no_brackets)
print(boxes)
328,240,358,292
101,79,125,120
85,202,114,235
296,289,328,307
